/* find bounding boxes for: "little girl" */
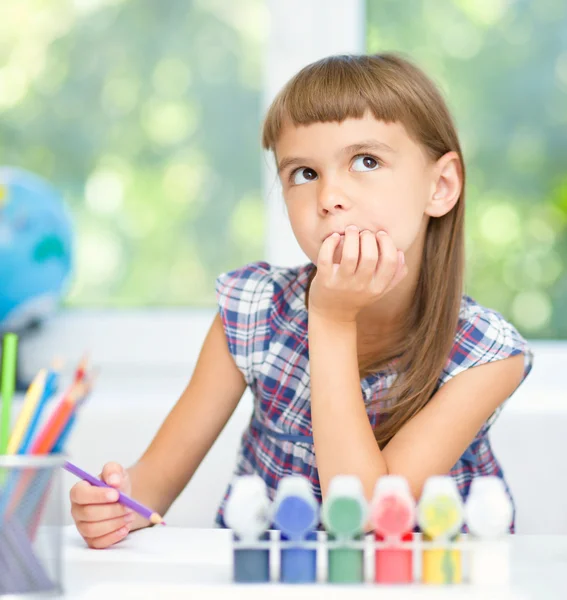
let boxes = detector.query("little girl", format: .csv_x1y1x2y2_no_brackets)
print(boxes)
70,53,533,548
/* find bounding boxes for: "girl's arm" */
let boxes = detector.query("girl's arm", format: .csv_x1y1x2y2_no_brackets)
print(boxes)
126,312,247,523
309,309,525,501
308,227,525,501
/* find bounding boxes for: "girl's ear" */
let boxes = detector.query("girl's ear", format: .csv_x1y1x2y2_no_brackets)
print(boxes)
425,151,462,218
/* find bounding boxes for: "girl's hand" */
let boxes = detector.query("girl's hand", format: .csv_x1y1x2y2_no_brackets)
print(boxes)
309,225,408,323
70,462,135,549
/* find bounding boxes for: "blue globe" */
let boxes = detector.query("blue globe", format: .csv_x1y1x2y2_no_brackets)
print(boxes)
0,167,73,333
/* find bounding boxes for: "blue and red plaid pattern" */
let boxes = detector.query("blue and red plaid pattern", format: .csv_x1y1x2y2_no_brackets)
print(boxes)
214,261,533,532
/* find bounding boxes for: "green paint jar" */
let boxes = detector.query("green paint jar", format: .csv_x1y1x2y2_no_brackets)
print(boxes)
322,475,368,584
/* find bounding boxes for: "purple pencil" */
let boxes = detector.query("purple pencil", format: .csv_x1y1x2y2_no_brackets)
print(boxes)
63,461,165,525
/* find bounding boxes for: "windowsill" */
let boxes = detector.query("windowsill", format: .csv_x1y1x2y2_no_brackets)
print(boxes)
17,307,218,378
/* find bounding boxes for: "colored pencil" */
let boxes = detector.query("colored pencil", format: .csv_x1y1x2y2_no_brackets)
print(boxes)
30,381,86,455
63,461,166,525
0,333,18,455
50,358,91,454
5,378,89,516
73,354,88,383
18,366,60,454
26,366,94,538
11,361,92,532
6,369,48,455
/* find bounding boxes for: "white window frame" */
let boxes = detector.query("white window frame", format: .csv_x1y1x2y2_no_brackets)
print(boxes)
17,0,565,392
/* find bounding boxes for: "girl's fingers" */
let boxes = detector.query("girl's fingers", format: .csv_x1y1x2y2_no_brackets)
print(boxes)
338,225,360,276
102,463,124,487
70,480,119,505
373,231,399,292
317,233,342,277
83,523,131,550
72,501,132,523
78,513,135,540
357,230,379,280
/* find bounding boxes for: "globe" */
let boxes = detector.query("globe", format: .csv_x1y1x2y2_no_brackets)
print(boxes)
0,167,73,333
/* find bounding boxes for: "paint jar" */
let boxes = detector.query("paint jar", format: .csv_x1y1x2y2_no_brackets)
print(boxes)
465,476,513,585
371,475,416,584
418,476,464,584
225,475,272,583
322,475,367,584
273,476,319,583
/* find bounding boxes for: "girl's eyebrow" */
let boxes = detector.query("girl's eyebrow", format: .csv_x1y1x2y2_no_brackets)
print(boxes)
277,139,396,174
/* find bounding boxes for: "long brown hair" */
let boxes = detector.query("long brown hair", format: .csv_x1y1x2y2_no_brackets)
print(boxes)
261,53,465,448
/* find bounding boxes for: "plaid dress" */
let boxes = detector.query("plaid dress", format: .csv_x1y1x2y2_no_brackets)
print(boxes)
214,261,533,532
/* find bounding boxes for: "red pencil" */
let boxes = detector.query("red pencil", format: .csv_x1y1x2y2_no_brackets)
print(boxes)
74,354,89,383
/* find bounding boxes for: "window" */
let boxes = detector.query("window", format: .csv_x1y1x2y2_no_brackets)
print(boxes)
4,0,563,376
0,0,265,307
6,0,366,371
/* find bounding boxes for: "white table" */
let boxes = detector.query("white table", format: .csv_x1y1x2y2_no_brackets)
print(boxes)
61,527,567,599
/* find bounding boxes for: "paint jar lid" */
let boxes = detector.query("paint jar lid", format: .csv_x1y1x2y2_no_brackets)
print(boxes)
272,476,318,539
465,476,513,538
421,476,461,499
322,475,367,538
224,475,271,541
371,475,415,537
418,476,463,539
327,474,366,499
373,474,412,497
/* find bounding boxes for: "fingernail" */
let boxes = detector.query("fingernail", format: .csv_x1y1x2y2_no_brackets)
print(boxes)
106,490,119,502
124,513,135,523
400,251,405,264
346,225,358,231
108,474,120,485
378,230,387,236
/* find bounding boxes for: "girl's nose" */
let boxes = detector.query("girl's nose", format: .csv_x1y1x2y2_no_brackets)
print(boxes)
317,186,351,216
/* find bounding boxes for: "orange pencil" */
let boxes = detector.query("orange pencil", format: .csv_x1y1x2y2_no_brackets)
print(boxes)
30,382,86,455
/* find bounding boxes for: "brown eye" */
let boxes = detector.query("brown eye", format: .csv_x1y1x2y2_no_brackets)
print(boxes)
292,167,318,185
352,155,380,172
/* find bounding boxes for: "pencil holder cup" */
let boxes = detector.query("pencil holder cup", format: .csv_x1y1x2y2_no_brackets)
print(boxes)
0,454,65,597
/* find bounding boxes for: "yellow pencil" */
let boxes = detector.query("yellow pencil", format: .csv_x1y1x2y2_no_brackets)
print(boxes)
6,369,48,454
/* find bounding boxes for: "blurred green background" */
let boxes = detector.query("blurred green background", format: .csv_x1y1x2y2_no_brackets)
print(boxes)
367,0,567,338
1,0,565,339
0,0,265,306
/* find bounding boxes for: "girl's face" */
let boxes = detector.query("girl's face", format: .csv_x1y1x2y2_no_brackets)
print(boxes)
275,111,457,264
